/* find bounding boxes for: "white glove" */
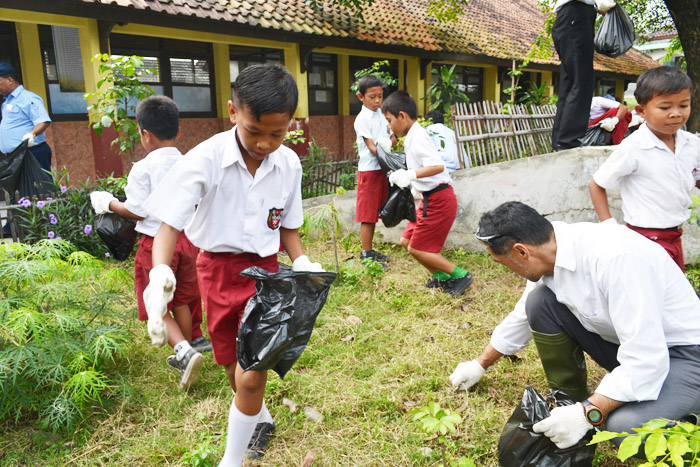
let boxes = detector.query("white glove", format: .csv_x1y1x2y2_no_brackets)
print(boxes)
601,217,618,226
630,115,645,127
292,255,325,272
90,191,117,214
411,186,423,201
143,264,176,347
532,403,593,449
449,359,486,391
22,132,35,147
596,0,616,13
388,169,417,188
599,117,619,132
377,138,392,153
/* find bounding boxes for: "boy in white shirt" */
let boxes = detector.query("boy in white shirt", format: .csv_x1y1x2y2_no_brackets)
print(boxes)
90,96,207,389
589,66,700,271
141,65,323,466
381,91,473,296
588,95,630,145
425,110,461,171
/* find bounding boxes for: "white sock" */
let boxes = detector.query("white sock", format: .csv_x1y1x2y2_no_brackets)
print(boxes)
174,340,192,361
259,400,273,424
219,399,260,467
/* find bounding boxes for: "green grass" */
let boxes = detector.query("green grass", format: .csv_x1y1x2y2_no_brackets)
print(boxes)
0,240,638,466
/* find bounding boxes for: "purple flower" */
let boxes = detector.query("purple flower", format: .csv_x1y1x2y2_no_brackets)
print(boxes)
46,197,53,201
60,185,68,193
17,197,26,204
56,236,62,240
84,224,93,235
21,199,31,208
105,252,111,258
37,201,46,209
47,231,55,239
49,214,58,225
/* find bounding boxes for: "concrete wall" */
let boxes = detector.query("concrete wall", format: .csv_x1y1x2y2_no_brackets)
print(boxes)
304,146,700,264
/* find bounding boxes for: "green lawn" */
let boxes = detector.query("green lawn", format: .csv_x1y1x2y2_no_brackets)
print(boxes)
0,240,638,466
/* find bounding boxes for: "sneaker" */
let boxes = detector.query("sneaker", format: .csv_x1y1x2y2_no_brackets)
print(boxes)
245,421,275,460
438,273,474,296
360,249,391,263
425,277,439,289
168,348,204,389
191,336,212,353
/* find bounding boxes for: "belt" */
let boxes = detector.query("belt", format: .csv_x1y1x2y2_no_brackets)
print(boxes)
626,223,681,231
422,184,449,218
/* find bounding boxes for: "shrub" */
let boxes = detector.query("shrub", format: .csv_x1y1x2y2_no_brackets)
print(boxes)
0,240,133,431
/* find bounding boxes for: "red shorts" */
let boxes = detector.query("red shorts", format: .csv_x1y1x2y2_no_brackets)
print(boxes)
402,185,457,253
626,224,684,271
355,169,389,223
196,251,279,366
134,233,201,322
588,108,632,145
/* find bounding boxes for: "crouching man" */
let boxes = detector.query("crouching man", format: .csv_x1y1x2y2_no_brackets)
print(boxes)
450,201,700,450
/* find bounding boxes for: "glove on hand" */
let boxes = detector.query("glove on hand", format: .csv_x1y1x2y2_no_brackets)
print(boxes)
389,169,417,188
596,0,616,13
143,264,176,347
292,255,325,272
449,359,486,391
532,403,593,449
601,217,619,226
90,191,117,214
22,133,35,147
377,138,393,153
411,186,423,201
599,117,619,132
630,114,645,127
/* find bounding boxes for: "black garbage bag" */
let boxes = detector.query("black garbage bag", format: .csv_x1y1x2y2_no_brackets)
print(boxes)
376,145,416,227
0,142,26,198
94,212,137,261
376,145,407,173
580,123,613,147
498,386,596,467
594,4,635,58
237,265,336,379
0,140,54,201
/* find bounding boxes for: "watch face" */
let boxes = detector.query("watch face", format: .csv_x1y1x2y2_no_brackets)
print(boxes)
587,408,603,425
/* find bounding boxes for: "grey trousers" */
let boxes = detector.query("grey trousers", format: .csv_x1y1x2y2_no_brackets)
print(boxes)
526,285,700,441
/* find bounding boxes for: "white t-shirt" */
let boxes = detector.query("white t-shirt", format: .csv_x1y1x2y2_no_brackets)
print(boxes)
404,122,452,192
123,146,185,237
593,123,700,228
354,105,390,172
426,123,461,171
589,96,620,122
143,126,304,257
490,221,700,402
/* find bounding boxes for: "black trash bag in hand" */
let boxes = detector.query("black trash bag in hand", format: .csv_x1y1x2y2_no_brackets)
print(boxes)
376,144,407,173
237,265,336,379
580,123,613,147
94,213,137,261
594,4,635,58
376,145,416,227
498,386,596,467
0,140,53,201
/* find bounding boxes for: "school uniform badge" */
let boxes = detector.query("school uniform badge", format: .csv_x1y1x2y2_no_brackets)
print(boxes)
267,208,283,230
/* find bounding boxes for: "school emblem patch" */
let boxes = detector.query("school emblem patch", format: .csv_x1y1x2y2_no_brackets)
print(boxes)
267,208,283,230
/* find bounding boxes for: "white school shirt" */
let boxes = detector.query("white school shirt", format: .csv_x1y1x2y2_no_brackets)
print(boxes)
489,221,700,403
589,96,620,122
354,105,390,172
123,147,183,237
593,123,700,228
142,126,304,256
426,123,461,171
404,121,451,192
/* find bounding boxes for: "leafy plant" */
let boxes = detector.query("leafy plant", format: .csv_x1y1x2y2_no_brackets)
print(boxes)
361,257,385,278
0,240,132,432
303,187,349,272
518,81,552,107
285,129,307,146
410,402,475,467
424,65,470,116
180,438,221,467
350,60,398,94
83,54,156,163
590,418,700,466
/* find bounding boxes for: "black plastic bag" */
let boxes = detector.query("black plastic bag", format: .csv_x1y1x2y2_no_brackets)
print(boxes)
498,386,596,467
0,140,53,201
237,265,336,379
94,212,137,261
594,4,635,58
379,186,417,227
0,141,25,198
376,145,407,173
580,123,612,147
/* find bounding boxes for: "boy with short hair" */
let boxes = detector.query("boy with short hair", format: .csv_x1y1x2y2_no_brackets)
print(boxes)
381,91,473,296
90,95,208,389
589,66,700,271
354,75,395,265
142,64,323,466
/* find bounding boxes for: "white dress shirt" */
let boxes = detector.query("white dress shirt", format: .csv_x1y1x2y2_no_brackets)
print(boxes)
142,126,304,257
123,146,184,237
593,123,700,228
354,105,391,172
426,123,461,171
404,122,452,192
490,221,700,402
589,96,620,122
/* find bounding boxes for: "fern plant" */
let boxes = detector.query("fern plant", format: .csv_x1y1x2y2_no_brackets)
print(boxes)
0,240,132,432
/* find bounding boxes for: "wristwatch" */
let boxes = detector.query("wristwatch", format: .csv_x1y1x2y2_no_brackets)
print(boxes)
581,399,605,426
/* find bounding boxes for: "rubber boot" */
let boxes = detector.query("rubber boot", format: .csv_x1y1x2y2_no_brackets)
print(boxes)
531,330,588,401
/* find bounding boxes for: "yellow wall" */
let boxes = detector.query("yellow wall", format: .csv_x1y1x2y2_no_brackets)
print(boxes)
405,58,426,114
483,65,499,102
337,54,350,116
213,42,231,119
14,22,45,103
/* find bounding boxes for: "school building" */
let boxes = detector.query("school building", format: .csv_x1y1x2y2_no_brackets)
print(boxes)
0,0,658,181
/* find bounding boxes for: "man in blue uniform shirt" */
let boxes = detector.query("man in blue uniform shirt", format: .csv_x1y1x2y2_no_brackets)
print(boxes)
0,62,53,171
